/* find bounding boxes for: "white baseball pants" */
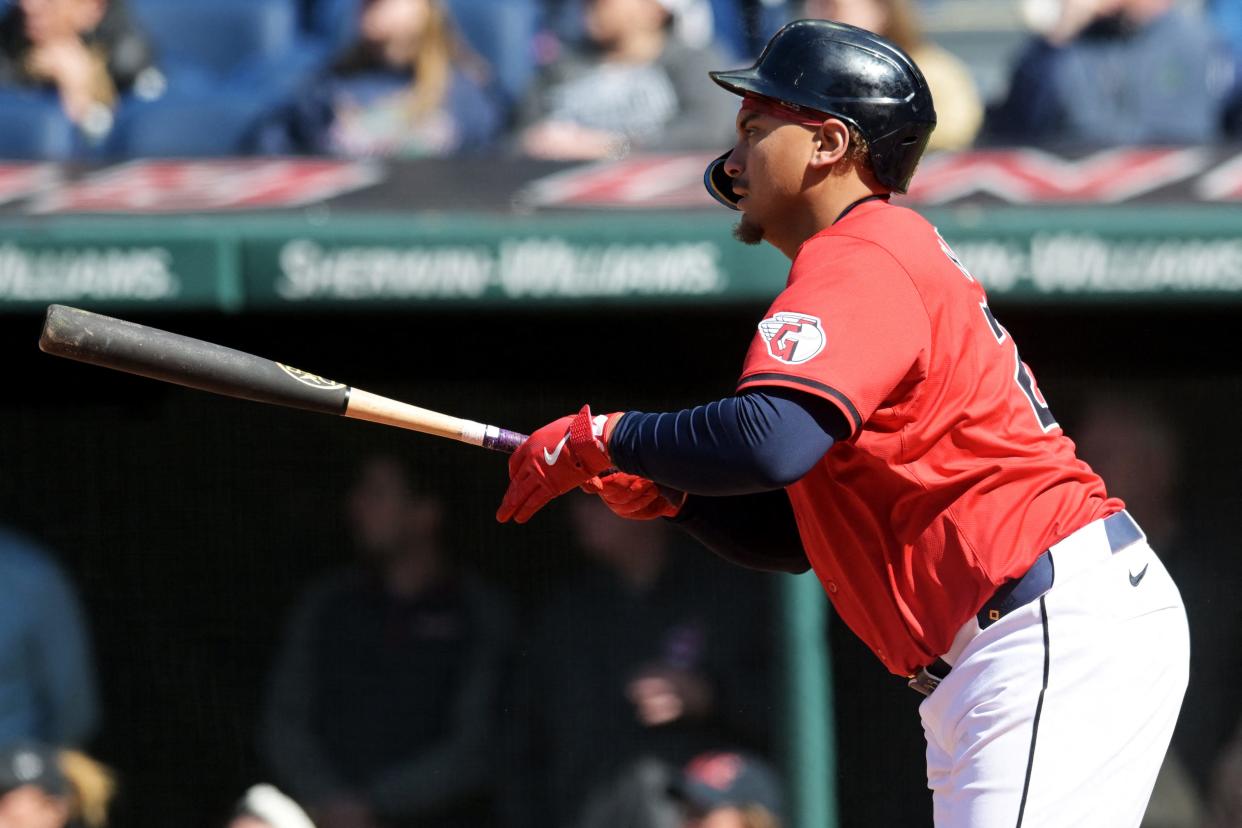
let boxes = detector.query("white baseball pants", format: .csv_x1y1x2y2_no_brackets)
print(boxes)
919,514,1190,828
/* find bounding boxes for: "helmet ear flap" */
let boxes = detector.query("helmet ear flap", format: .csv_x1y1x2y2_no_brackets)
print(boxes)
704,151,741,210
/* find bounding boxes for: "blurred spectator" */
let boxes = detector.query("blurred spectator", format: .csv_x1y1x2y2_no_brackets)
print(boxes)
0,742,115,828
539,0,789,61
1073,394,1241,801
1209,0,1242,136
542,0,718,51
803,0,982,150
228,784,316,828
260,456,512,828
0,0,158,137
1141,751,1203,828
505,495,773,828
1073,393,1180,546
986,0,1228,147
572,757,682,828
296,0,503,157
0,527,98,749
518,0,737,160
732,0,795,60
670,751,784,828
1205,717,1242,828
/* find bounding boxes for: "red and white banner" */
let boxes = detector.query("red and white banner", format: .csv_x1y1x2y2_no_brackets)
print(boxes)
0,149,1241,213
0,164,62,207
905,148,1210,204
519,148,1242,209
29,159,382,214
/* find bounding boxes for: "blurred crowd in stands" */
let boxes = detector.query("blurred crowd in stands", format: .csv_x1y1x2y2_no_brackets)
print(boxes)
4,388,1242,828
1,452,790,828
0,0,1240,161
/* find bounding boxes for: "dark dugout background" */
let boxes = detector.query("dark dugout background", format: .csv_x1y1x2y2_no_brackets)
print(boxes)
2,301,1239,827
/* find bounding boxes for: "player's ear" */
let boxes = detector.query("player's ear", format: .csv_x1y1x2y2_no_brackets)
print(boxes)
809,119,850,169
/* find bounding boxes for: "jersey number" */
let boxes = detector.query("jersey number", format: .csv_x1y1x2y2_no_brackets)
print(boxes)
980,302,1059,432
938,230,1059,433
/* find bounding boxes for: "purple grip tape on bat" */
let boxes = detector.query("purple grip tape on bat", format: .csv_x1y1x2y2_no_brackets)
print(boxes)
484,428,528,454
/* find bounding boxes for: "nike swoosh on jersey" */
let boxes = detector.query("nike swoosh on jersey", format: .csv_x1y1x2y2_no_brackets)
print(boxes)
1129,563,1150,587
543,433,571,466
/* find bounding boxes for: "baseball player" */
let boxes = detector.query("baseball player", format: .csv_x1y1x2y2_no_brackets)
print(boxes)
496,19,1189,828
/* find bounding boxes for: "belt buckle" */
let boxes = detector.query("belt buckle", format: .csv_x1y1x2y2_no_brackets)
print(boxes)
907,668,942,697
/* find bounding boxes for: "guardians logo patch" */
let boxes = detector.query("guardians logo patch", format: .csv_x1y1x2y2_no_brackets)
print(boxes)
758,312,825,364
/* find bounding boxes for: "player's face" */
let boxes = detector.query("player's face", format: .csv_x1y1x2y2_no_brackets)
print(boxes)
724,110,817,246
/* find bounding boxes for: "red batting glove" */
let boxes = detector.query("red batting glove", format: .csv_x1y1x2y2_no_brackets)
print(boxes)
581,472,685,520
497,405,620,524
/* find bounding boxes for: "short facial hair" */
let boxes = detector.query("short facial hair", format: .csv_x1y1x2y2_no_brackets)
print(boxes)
732,214,764,245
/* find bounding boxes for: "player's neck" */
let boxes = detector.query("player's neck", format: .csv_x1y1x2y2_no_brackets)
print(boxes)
768,178,888,259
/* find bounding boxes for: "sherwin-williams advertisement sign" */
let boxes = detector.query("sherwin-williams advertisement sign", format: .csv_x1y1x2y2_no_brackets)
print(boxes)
265,238,728,302
947,233,1242,296
0,243,181,301
0,233,227,311
238,214,784,308
2,207,1242,312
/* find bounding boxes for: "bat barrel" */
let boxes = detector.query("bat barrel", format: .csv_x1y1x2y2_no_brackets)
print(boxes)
39,305,527,454
39,305,351,416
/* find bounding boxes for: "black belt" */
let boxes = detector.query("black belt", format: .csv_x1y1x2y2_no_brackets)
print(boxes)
908,511,1144,697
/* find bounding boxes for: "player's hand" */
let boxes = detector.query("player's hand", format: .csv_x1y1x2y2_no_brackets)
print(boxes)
497,405,619,524
582,472,685,520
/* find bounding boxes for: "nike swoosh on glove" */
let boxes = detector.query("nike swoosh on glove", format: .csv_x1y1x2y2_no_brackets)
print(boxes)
581,472,685,520
497,405,620,524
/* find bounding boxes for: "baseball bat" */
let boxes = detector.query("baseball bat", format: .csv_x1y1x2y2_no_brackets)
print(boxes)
38,304,528,453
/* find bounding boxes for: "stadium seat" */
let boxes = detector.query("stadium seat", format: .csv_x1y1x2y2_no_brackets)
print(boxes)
301,0,361,58
0,92,79,160
443,0,537,107
710,0,748,58
710,0,790,59
123,0,335,156
298,0,537,107
104,92,287,158
129,0,326,106
129,0,301,81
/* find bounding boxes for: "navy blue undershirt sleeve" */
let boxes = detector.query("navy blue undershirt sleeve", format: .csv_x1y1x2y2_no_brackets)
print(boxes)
671,488,810,574
608,388,849,495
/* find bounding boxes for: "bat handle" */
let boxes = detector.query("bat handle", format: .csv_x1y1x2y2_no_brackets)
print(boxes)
342,389,526,454
481,427,528,454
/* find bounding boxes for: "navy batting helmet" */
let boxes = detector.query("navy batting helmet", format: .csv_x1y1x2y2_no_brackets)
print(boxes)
704,19,936,207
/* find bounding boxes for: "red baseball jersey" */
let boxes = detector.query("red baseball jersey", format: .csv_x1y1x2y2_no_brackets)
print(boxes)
737,199,1121,676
